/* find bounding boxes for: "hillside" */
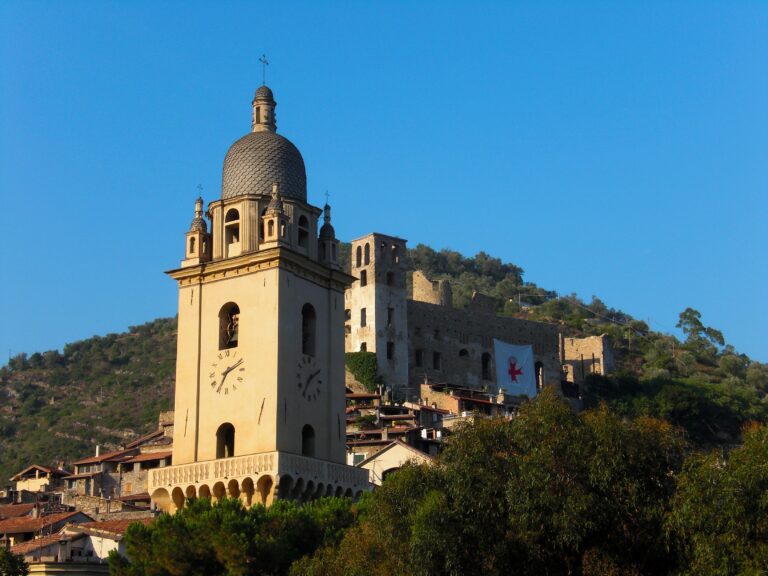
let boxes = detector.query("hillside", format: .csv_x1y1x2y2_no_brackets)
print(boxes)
2,244,766,483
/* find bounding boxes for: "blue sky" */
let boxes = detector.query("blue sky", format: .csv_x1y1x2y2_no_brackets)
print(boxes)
1,1,766,362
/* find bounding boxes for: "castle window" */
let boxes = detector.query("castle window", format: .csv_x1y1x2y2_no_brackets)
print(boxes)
216,423,235,458
355,246,362,268
360,342,367,352
224,209,240,256
364,243,370,265
433,352,441,370
302,425,315,457
392,244,399,264
360,270,367,287
189,237,196,254
482,353,492,380
386,271,394,286
268,219,275,237
219,303,240,349
535,361,544,392
302,303,316,357
298,215,309,248
360,308,367,328
459,348,468,357
344,309,351,321
415,349,424,367
387,341,394,360
387,307,394,327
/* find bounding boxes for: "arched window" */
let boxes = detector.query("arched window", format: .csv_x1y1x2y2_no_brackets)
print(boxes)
259,208,267,241
319,242,326,261
535,361,544,392
360,270,367,287
189,237,196,254
216,423,235,458
298,215,309,248
364,243,370,265
268,219,275,237
391,244,399,263
302,425,315,457
482,353,492,380
224,209,240,256
219,303,240,349
302,303,316,356
355,246,362,268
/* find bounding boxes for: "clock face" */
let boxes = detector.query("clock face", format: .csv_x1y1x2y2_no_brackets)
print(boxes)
209,349,246,395
296,355,323,402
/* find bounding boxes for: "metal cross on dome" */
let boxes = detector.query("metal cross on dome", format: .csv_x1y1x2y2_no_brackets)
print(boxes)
259,54,269,86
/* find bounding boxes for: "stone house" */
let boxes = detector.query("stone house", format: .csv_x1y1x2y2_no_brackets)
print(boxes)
10,465,71,493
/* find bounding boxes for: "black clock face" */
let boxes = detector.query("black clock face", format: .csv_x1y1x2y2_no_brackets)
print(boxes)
209,349,246,395
296,356,323,402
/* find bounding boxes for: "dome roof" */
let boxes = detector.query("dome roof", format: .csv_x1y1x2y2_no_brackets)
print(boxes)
255,85,274,100
221,131,307,201
189,216,207,233
319,222,336,240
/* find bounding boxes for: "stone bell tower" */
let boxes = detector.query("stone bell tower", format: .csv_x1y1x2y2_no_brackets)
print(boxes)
149,85,369,512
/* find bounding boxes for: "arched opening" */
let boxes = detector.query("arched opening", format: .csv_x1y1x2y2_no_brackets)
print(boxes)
535,361,544,392
224,208,240,257
268,219,275,237
185,485,197,501
260,208,267,241
212,482,226,503
459,349,469,357
189,237,196,254
171,487,185,512
241,477,255,507
257,475,274,506
360,342,367,352
216,423,235,458
355,246,362,268
151,488,171,513
364,243,370,265
302,424,316,457
482,353,492,380
302,303,316,356
392,244,399,263
198,485,211,500
227,479,240,499
298,215,309,248
219,303,240,349
360,270,367,287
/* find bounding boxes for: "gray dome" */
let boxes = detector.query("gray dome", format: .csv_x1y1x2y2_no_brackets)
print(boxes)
255,85,274,100
189,217,207,233
221,131,307,201
319,222,336,240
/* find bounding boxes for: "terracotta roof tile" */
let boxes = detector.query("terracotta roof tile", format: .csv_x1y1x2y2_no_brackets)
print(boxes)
0,511,88,535
0,504,35,520
72,448,137,465
73,517,154,537
123,451,172,464
11,465,71,481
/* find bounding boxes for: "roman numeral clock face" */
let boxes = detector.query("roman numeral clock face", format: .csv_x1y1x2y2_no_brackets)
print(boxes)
209,350,246,395
296,356,323,402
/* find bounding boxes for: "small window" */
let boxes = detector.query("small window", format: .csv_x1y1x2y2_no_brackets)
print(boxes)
255,106,261,124
360,308,367,328
189,237,196,254
364,243,370,265
268,219,275,237
392,244,399,263
344,309,351,321
387,341,394,360
414,326,422,337
224,209,240,255
298,215,309,248
302,425,315,457
360,342,367,352
345,325,351,335
259,208,267,240
387,307,394,327
434,329,441,340
535,361,544,392
355,246,362,268
219,303,240,349
216,423,235,458
386,271,394,286
459,349,468,357
415,349,423,367
482,353,492,380
360,270,367,287
302,303,316,356
433,352,441,370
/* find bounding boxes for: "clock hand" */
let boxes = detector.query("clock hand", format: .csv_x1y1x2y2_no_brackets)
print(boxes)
218,359,244,392
303,370,321,394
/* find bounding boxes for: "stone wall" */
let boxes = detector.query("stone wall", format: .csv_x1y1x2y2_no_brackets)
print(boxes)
407,301,562,394
412,271,452,307
562,335,614,384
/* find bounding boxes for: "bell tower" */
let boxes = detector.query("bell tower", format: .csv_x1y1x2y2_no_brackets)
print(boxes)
149,85,369,512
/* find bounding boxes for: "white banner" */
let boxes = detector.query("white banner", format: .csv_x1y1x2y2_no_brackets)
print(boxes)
493,340,536,397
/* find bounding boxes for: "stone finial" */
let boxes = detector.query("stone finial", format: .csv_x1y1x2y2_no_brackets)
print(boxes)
252,85,277,133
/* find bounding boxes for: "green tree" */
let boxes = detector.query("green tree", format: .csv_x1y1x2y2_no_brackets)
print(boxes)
0,548,28,576
668,423,768,575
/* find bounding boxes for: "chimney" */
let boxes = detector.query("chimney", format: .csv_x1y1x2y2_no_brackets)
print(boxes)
95,445,100,457
32,503,39,518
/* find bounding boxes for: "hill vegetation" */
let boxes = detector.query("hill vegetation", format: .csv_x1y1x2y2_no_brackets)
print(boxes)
1,243,766,483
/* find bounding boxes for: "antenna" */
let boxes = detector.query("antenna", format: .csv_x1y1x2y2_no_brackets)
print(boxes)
259,54,269,85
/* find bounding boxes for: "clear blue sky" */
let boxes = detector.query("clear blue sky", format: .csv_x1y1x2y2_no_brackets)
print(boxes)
1,1,766,363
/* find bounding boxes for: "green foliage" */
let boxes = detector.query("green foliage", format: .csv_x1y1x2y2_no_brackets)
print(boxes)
0,317,177,482
668,423,768,575
111,497,357,576
296,390,690,576
344,352,380,391
0,548,28,576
